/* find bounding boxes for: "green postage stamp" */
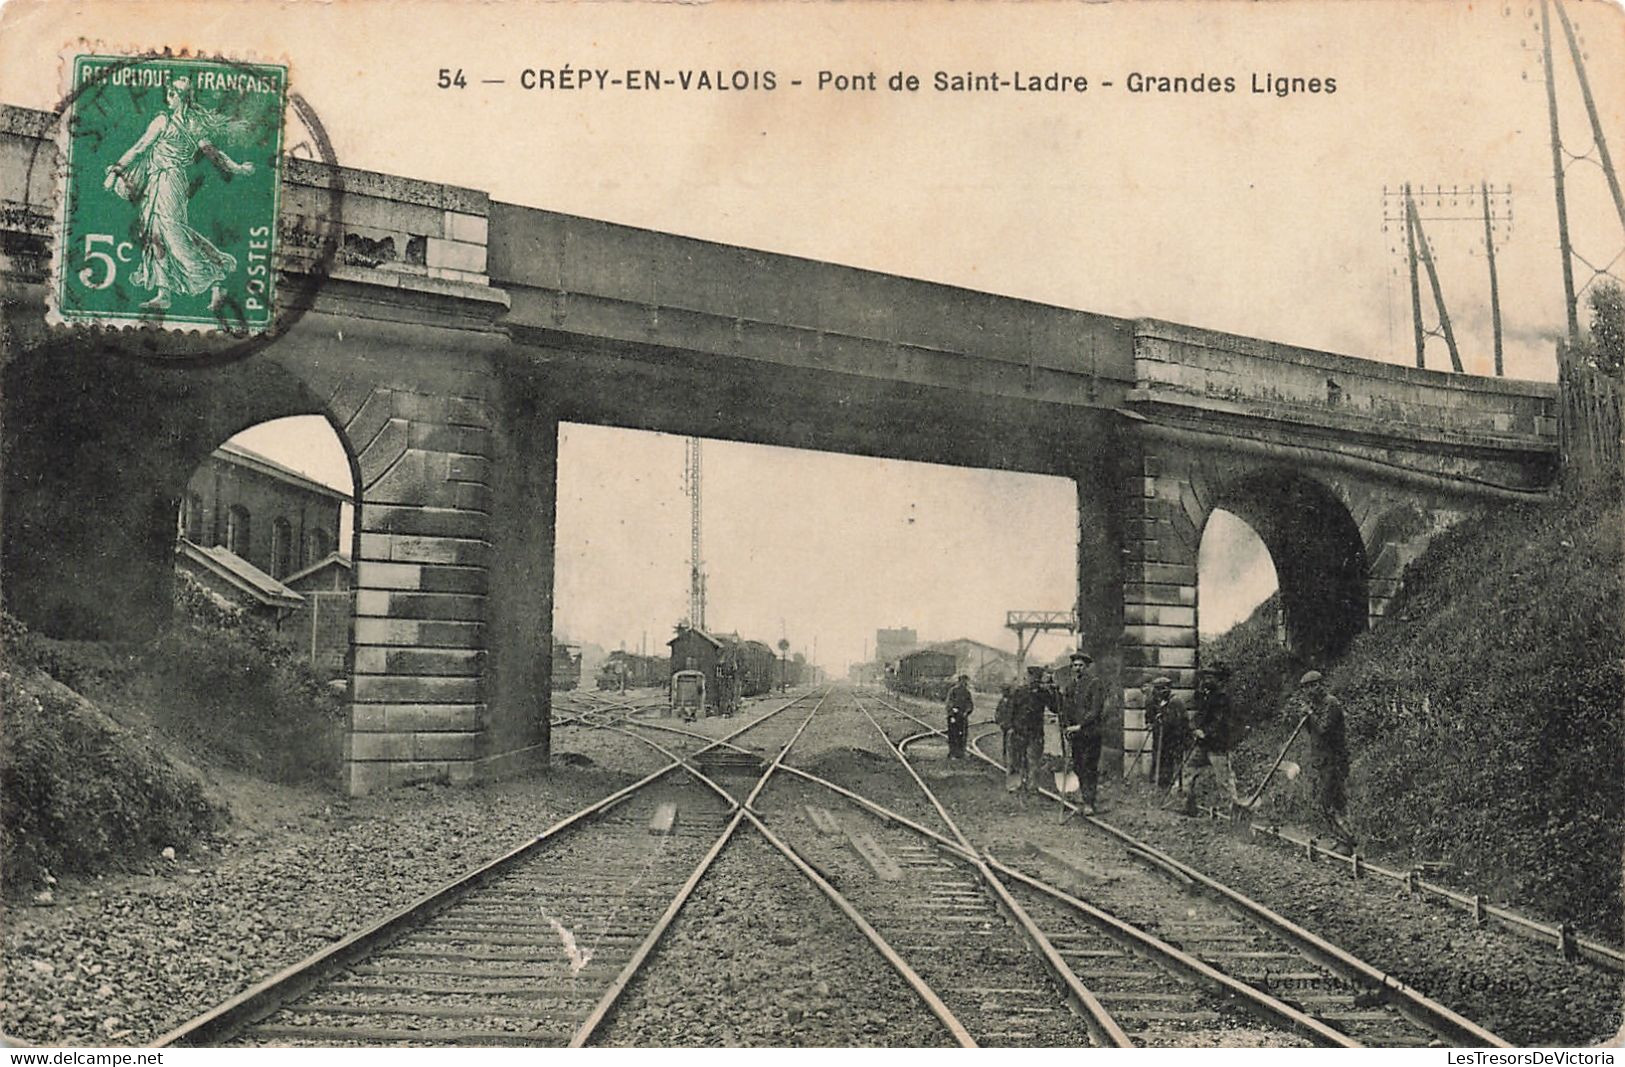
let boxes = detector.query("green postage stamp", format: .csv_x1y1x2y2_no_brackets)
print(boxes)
50,53,288,333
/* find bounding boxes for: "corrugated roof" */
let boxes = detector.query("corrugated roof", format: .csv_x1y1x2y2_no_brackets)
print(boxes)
177,540,305,609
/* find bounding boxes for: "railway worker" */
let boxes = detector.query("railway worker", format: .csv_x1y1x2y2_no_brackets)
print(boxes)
1144,677,1187,790
1165,664,1240,814
994,684,1015,763
1291,671,1356,851
1061,650,1106,815
1011,665,1057,794
945,674,974,759
715,659,738,717
1005,666,1040,791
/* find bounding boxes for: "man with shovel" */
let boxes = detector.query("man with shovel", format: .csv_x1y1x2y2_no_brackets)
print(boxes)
1291,670,1356,851
1164,662,1240,815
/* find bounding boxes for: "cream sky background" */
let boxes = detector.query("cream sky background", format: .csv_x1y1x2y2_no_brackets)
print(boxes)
2,0,1620,671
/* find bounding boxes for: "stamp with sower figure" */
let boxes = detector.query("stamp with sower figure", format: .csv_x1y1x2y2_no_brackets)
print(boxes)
50,52,288,333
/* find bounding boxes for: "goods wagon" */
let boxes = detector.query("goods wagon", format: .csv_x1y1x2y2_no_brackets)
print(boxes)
887,649,957,700
739,640,777,697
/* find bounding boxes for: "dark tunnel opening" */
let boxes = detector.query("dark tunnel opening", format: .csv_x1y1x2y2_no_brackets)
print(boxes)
1207,469,1368,666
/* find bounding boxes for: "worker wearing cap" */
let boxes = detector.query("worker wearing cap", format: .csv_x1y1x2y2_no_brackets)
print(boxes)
944,674,974,759
1166,663,1240,813
1291,670,1355,850
1009,664,1055,794
1144,676,1187,789
1061,650,1106,814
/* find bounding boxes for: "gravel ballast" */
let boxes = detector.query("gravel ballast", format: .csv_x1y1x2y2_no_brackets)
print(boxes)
9,688,1618,1048
2,738,655,1046
595,829,952,1047
926,723,1625,1048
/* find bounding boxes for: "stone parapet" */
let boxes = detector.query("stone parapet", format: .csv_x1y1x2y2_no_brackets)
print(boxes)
1131,319,1559,459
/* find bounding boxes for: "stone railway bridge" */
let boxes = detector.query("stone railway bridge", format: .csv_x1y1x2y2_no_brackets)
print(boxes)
0,106,1559,793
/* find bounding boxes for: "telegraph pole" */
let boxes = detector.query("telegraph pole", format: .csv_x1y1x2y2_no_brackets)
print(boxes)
1407,191,1465,373
1542,0,1581,345
1404,183,1427,368
1552,0,1625,236
1386,182,1512,374
683,436,705,630
1483,180,1505,376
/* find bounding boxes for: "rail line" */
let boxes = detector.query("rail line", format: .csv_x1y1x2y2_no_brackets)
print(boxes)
578,701,977,1047
864,689,1511,1048
151,690,824,1048
841,693,1370,1048
602,693,1130,1045
153,682,1519,1049
552,690,666,729
606,695,1354,1045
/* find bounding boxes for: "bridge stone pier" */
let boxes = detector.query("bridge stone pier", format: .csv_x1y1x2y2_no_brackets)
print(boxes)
0,105,1559,792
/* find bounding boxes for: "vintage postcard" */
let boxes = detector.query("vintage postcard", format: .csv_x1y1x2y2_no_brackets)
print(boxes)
0,0,1621,1054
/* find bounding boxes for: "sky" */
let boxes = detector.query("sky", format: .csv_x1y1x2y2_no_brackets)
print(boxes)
553,424,1083,672
6,0,1621,672
223,415,1289,672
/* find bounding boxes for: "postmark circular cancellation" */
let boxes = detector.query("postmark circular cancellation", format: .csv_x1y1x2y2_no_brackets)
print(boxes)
28,44,343,363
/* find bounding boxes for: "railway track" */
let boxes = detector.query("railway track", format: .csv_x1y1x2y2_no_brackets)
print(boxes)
552,690,666,729
838,693,1361,1047
153,683,1516,1048
861,689,1511,1048
152,690,826,1048
609,693,1354,1046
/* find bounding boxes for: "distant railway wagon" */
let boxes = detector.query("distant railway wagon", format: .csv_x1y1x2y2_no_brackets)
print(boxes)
597,651,665,691
740,640,777,697
668,627,783,714
550,641,582,691
772,653,810,690
887,649,957,700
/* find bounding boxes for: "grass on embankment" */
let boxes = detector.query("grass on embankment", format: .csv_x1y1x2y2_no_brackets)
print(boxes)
2,575,346,894
1204,483,1623,940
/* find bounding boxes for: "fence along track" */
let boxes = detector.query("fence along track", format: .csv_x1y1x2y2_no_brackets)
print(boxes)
150,690,823,1048
1189,801,1624,974
865,689,1511,1048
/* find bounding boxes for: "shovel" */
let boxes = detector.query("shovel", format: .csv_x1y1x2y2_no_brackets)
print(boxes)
1241,714,1310,811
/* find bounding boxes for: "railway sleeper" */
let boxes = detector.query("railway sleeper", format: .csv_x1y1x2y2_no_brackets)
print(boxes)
242,1024,570,1047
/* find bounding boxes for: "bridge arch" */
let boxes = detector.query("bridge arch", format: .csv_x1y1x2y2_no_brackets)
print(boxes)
1,343,342,641
0,339,515,795
1200,467,1369,665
